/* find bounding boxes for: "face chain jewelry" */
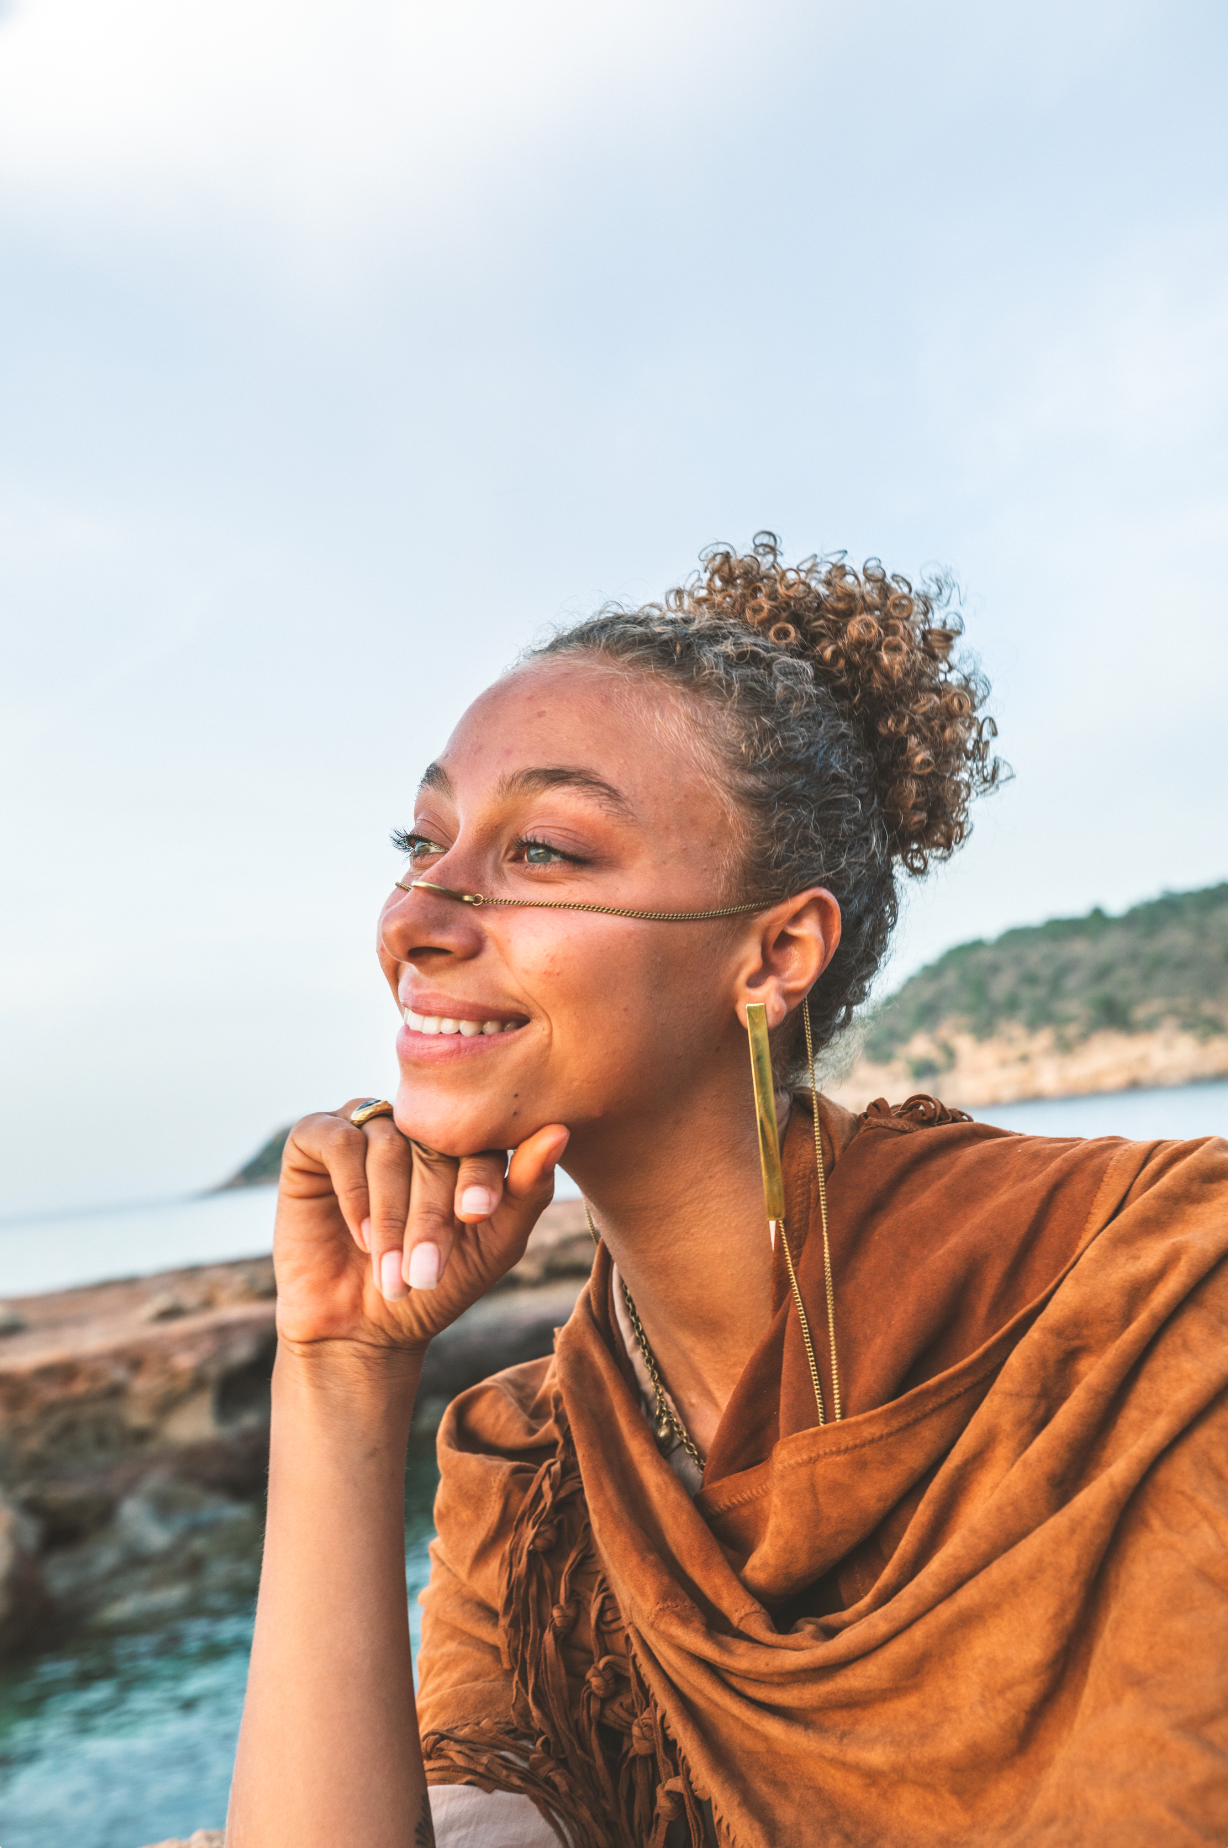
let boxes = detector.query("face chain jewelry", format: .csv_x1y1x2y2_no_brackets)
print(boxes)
395,877,769,923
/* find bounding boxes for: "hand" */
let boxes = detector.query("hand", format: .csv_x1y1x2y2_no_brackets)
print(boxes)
272,1099,570,1357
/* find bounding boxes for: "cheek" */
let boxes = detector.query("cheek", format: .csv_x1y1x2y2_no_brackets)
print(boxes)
536,932,721,1079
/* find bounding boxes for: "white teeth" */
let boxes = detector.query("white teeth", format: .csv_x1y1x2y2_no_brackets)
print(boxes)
409,1013,522,1037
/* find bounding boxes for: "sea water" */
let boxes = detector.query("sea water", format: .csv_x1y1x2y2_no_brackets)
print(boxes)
0,1170,584,1300
969,1077,1228,1141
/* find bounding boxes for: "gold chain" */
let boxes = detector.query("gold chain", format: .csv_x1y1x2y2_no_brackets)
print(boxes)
584,1201,706,1471
395,878,767,922
776,1212,828,1426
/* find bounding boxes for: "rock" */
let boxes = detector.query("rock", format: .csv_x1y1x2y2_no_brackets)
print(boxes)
0,1204,593,1654
40,1471,261,1628
140,1290,194,1322
0,1490,48,1650
0,1305,29,1336
416,1278,587,1411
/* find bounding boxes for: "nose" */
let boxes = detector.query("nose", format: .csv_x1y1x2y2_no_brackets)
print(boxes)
378,878,486,972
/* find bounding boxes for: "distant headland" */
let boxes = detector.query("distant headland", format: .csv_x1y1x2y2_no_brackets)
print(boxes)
830,883,1228,1113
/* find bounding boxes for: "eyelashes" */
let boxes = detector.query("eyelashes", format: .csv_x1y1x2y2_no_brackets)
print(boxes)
390,828,585,867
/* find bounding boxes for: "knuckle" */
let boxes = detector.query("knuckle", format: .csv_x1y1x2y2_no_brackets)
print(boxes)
415,1198,456,1235
460,1151,506,1176
366,1128,412,1165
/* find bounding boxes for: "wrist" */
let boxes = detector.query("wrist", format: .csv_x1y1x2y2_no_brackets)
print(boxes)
273,1337,425,1422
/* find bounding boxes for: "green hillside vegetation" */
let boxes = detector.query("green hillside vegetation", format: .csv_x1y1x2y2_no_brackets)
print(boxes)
216,1125,290,1189
863,883,1228,1076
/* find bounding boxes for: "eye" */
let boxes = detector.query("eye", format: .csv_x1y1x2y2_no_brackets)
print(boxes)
391,828,446,862
517,835,580,867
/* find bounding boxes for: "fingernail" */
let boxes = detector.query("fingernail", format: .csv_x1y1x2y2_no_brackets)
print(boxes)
379,1249,408,1299
407,1241,441,1290
359,1217,372,1252
460,1186,497,1219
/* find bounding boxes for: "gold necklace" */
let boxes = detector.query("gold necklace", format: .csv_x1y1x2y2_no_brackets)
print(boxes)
584,1201,706,1471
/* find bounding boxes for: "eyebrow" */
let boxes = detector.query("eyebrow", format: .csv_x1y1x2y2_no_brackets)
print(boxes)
495,766,634,818
418,762,454,796
417,760,634,818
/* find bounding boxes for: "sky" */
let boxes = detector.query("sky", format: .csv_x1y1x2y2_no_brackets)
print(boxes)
1,0,1226,1217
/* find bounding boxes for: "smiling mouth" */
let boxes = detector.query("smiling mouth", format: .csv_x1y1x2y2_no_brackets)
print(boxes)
402,1008,526,1037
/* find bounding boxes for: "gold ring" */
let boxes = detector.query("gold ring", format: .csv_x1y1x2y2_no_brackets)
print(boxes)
350,1099,395,1127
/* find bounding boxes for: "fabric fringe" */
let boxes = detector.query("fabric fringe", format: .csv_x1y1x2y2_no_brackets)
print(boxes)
423,1398,707,1848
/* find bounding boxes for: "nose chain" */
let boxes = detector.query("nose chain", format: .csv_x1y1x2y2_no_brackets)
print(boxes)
394,877,768,922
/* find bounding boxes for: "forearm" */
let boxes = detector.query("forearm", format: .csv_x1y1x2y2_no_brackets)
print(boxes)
228,1342,429,1848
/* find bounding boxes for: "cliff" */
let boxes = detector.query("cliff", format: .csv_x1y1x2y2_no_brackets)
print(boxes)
0,1201,592,1656
832,883,1228,1111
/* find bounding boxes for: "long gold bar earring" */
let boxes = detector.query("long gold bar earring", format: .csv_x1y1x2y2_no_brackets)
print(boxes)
746,1000,841,1427
802,991,842,1423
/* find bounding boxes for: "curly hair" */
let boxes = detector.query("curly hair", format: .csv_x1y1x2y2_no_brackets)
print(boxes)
526,532,1002,1074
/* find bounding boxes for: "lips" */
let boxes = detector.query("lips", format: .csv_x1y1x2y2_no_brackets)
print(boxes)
401,1007,525,1038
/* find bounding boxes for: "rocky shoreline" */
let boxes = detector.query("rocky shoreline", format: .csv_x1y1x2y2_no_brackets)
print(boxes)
831,1022,1228,1113
0,1201,592,1658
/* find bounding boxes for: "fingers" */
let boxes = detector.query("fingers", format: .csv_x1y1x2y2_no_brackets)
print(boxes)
403,1129,568,1294
291,1101,571,1307
507,1125,571,1203
453,1151,509,1224
402,1142,462,1295
283,1110,384,1250
358,1119,414,1298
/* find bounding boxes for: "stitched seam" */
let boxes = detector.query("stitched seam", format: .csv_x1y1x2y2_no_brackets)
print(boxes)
701,1359,1006,1516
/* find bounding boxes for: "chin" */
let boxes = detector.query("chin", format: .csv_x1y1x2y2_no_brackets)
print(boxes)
392,1079,524,1158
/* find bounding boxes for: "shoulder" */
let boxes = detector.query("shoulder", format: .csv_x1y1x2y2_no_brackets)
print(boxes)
856,1092,979,1133
839,1090,1228,1220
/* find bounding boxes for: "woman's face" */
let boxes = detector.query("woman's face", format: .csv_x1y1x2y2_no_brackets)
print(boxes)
376,655,773,1160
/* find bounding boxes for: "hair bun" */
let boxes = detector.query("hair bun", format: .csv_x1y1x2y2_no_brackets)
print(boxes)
671,531,1003,872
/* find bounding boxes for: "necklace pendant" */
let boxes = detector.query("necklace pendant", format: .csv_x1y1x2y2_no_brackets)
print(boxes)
654,1410,674,1445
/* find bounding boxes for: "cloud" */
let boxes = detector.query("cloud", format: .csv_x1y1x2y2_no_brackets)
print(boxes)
0,0,769,242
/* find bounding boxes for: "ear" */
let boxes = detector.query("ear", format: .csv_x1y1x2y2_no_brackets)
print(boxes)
732,890,842,1030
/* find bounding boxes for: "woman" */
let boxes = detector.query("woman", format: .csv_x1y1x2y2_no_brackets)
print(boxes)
228,537,1228,1848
